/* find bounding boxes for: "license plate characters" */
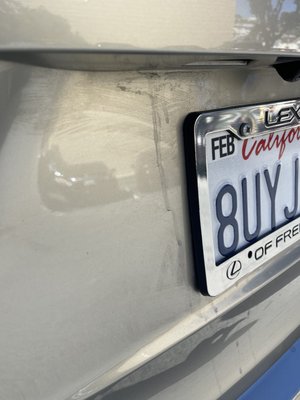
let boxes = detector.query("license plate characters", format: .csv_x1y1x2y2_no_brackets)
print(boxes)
184,99,300,296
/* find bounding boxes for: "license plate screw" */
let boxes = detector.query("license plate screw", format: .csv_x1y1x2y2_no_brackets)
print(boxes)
239,122,252,137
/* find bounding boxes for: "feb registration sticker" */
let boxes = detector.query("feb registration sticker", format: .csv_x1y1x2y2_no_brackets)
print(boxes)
184,99,300,296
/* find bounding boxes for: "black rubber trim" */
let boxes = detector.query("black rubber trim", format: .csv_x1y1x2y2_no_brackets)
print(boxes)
183,112,208,294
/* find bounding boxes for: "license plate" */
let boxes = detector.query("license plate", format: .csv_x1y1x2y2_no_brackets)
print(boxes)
184,99,300,296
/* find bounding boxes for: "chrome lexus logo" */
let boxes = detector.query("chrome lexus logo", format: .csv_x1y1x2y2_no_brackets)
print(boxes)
227,260,242,280
265,104,300,128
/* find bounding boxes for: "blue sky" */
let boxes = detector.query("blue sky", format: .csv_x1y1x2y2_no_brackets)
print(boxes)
237,0,297,17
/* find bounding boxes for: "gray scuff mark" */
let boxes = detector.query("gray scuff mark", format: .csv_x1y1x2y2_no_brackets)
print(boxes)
147,73,172,213
162,102,170,124
149,92,171,212
148,75,185,287
117,84,143,96
115,74,185,287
